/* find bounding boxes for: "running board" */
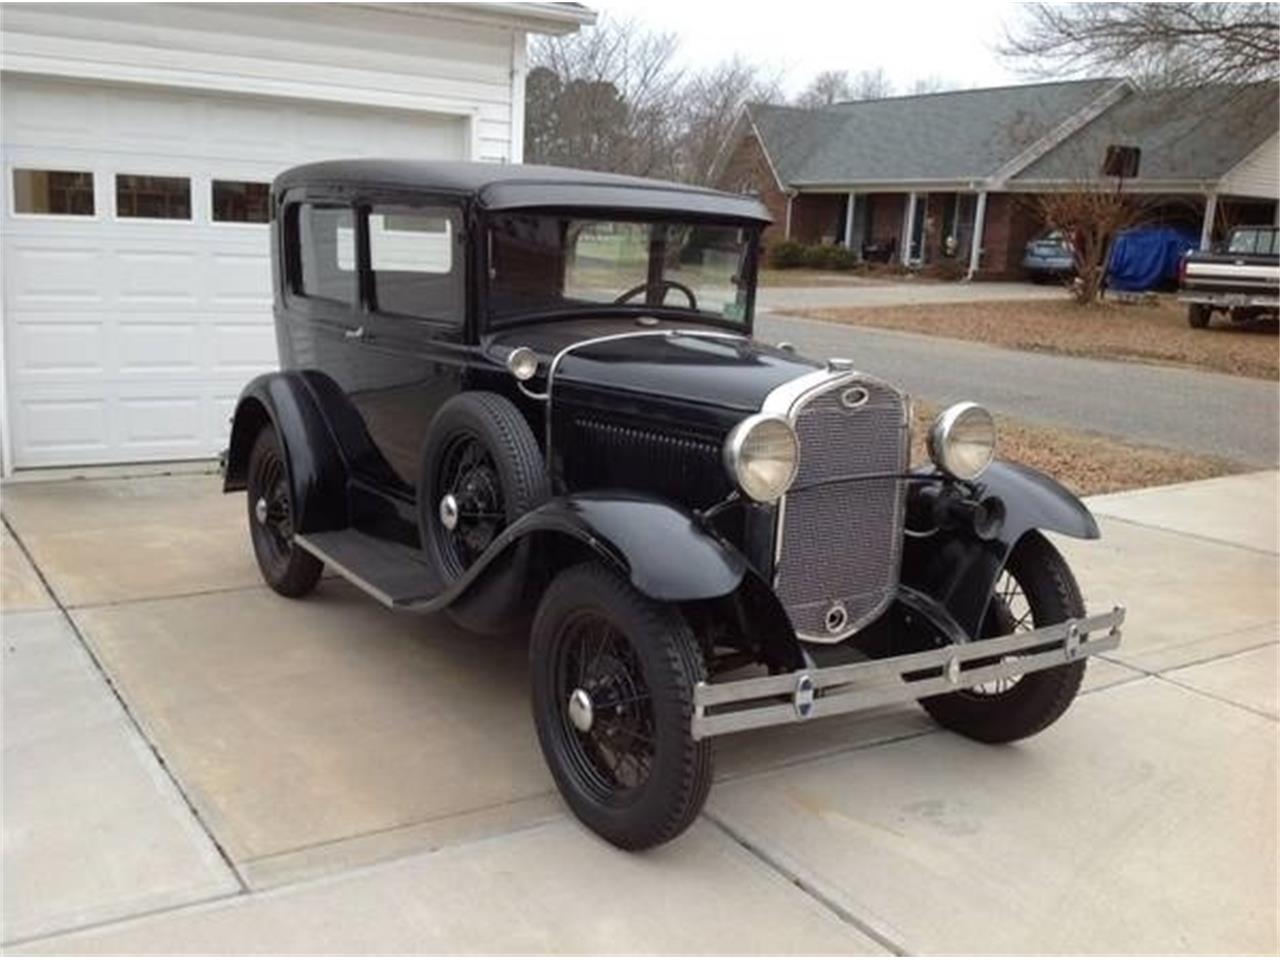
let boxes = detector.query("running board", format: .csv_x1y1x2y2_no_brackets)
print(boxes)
295,531,443,610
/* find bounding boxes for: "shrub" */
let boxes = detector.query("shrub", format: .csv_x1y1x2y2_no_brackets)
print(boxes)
768,240,808,269
807,244,859,271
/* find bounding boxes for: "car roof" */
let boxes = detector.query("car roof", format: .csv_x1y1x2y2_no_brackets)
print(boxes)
274,159,772,223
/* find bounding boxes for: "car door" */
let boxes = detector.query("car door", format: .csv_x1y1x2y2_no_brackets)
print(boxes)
343,199,468,492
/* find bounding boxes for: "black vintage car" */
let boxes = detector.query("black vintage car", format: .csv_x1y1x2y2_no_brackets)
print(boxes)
223,160,1124,850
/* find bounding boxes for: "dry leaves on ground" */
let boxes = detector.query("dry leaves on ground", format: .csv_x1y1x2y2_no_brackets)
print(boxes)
910,404,1243,497
804,297,1279,380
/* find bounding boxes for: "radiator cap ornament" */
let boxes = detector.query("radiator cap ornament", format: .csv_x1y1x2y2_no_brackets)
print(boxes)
827,357,853,371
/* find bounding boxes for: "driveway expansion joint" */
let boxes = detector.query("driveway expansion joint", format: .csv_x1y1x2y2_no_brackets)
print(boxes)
2,515,250,897
703,812,909,956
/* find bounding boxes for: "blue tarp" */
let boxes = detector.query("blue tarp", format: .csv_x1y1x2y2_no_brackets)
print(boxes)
1106,226,1199,292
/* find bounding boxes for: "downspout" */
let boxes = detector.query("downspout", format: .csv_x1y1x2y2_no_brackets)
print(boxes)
965,190,988,281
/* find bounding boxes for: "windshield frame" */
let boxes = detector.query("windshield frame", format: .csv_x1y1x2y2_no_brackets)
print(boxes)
476,208,763,335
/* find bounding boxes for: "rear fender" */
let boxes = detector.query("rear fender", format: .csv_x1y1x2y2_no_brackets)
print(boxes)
902,460,1099,638
222,372,348,533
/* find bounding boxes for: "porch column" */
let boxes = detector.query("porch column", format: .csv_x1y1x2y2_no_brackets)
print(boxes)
844,191,857,251
966,190,988,279
1200,192,1217,250
900,191,918,264
784,192,795,240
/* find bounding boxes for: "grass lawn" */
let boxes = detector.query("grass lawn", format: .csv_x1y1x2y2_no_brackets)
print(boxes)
799,297,1279,380
911,403,1245,497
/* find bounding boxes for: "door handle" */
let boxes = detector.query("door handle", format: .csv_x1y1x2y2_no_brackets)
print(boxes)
343,325,366,341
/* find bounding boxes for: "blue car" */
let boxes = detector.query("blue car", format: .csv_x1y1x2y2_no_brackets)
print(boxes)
1022,231,1075,281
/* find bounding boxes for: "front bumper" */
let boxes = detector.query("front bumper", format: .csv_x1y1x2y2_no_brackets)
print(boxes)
692,605,1125,739
1178,293,1279,309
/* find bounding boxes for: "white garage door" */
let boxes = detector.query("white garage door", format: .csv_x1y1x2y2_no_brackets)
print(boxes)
1,75,468,468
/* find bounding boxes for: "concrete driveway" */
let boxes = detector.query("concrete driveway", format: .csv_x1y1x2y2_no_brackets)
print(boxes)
3,469,1276,954
756,280,1064,312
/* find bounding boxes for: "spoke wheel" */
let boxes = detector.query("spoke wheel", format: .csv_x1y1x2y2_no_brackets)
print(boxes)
919,531,1087,744
531,563,711,850
245,425,322,598
554,611,656,798
434,431,505,578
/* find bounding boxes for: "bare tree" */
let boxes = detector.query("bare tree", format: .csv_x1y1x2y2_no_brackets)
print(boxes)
850,67,894,100
908,75,948,95
1001,3,1280,86
1033,186,1149,304
795,70,855,107
676,57,782,185
527,16,685,178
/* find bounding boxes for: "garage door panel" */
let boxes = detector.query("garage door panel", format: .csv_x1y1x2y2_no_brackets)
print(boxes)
10,319,107,376
208,251,272,307
6,244,105,306
115,396,205,449
14,397,110,460
212,321,276,373
107,89,201,151
117,322,201,375
116,251,203,306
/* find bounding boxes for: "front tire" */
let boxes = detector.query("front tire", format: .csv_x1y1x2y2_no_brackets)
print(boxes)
246,425,323,598
530,563,712,850
1188,303,1211,328
920,532,1086,743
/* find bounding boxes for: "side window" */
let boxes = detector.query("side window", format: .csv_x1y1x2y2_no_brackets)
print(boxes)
295,203,355,304
116,174,191,220
13,169,94,215
366,206,462,323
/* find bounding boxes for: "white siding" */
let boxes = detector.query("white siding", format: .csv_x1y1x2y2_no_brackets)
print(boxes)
0,3,525,163
1220,134,1280,200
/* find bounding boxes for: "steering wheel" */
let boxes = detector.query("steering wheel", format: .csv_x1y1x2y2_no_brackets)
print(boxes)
614,279,698,310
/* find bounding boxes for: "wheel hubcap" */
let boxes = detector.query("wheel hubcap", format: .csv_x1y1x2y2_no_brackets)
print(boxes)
438,493,459,531
254,496,269,526
567,687,594,732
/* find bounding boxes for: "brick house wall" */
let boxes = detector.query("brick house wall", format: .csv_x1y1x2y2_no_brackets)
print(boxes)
789,194,845,244
714,131,788,244
867,194,906,256
976,193,1043,278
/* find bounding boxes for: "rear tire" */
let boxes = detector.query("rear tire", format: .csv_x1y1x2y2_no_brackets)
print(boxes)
1187,303,1211,328
920,532,1086,744
530,563,712,850
246,425,323,598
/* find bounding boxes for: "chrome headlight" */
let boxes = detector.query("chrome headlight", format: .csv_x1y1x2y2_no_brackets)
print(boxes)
928,402,996,480
724,414,799,503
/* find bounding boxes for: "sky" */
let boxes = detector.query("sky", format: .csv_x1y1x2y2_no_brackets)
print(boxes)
586,0,1031,98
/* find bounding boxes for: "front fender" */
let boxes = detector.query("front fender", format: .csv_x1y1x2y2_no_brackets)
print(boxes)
902,460,1098,637
514,492,748,602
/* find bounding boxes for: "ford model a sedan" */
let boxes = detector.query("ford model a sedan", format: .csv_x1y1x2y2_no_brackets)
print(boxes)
223,160,1124,850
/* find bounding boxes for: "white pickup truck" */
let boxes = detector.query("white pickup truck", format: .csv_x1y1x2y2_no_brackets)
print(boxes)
1179,225,1280,328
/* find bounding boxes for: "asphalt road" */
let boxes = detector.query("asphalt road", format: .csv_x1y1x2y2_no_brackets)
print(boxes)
757,310,1280,466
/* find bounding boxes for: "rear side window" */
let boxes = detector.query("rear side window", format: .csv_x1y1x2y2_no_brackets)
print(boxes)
295,204,355,304
366,206,462,323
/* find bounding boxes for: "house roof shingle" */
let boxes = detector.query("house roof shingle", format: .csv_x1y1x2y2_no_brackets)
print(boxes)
1012,84,1279,184
750,78,1124,186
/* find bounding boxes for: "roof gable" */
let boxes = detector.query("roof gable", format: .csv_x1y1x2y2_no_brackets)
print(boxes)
750,78,1125,187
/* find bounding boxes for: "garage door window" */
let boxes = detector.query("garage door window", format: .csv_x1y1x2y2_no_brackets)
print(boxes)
12,169,94,216
367,207,461,323
295,204,355,304
116,174,191,220
212,180,270,224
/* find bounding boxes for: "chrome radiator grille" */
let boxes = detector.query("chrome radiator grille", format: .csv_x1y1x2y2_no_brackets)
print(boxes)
773,374,909,642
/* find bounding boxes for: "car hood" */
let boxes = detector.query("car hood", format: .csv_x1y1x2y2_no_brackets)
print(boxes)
485,318,820,413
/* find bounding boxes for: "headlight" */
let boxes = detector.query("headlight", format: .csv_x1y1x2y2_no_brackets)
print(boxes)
724,414,799,503
928,402,996,480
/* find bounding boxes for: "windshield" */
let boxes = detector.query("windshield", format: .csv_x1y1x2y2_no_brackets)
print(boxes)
485,214,754,327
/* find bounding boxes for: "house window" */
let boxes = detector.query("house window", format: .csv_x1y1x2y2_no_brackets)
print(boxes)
295,204,355,304
366,207,462,322
212,180,270,223
13,169,94,216
116,174,191,220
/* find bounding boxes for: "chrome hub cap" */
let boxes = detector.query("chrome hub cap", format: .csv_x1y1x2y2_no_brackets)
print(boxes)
438,493,460,531
567,687,594,733
254,496,269,526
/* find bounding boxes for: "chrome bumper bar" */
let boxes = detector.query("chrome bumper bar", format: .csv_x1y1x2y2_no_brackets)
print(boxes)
691,606,1125,740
